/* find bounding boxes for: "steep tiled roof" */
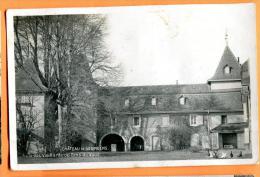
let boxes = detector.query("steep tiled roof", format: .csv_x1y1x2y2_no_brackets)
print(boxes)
99,84,243,114
208,46,241,82
16,60,47,94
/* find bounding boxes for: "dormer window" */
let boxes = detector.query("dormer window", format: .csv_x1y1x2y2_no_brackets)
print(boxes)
224,65,232,74
151,97,157,106
124,98,130,107
179,96,187,105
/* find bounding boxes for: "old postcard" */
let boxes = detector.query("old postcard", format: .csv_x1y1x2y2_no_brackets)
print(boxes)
0,15,1,164
7,3,258,170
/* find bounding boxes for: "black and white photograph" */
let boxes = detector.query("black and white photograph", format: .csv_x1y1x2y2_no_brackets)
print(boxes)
7,3,258,170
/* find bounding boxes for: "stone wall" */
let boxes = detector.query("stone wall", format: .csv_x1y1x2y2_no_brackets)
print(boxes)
98,113,210,151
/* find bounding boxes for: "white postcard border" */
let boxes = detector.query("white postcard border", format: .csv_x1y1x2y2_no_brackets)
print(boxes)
7,4,259,171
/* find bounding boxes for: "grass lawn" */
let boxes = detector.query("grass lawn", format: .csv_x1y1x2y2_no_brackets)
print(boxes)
18,149,252,164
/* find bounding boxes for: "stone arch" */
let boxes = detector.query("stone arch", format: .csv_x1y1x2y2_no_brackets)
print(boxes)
100,133,125,152
130,135,145,151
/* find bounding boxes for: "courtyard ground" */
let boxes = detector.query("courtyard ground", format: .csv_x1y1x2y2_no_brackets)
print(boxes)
18,149,252,164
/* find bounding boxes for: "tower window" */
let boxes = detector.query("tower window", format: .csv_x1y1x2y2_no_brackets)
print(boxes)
224,65,232,74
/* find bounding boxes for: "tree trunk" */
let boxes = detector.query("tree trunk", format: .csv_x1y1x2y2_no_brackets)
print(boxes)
44,91,58,153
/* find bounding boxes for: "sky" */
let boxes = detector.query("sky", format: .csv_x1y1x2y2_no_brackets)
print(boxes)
104,3,256,86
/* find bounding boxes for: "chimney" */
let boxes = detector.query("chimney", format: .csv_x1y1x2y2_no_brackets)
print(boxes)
176,80,178,85
237,57,240,64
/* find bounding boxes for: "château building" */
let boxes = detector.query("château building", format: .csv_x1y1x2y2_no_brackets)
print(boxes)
16,38,251,154
97,43,251,152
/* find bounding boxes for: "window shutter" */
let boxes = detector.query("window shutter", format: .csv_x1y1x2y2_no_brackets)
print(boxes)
202,135,210,149
196,115,203,125
243,102,248,121
244,128,250,144
211,133,219,149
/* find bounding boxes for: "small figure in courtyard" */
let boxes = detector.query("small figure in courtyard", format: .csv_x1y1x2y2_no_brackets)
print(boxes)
238,151,243,157
230,151,233,158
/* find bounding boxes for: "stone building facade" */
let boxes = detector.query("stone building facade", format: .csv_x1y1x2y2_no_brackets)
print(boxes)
97,44,251,152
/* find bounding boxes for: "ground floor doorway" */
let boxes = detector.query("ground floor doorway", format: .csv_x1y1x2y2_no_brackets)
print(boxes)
130,136,144,151
152,136,161,151
222,133,237,149
101,134,125,152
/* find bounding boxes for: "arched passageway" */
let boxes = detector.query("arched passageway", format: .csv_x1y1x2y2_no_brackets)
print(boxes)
130,136,144,151
101,134,125,152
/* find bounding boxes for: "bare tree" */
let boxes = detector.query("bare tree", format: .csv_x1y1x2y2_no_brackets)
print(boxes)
14,15,122,152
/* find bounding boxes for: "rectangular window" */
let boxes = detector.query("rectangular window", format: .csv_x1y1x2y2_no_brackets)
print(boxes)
221,115,227,124
190,115,203,126
21,96,30,104
162,116,169,126
18,96,33,107
133,116,140,127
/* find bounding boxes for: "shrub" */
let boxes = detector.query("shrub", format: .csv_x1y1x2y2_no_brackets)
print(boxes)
168,127,191,150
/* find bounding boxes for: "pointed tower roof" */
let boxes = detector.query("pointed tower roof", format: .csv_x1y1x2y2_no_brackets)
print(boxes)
208,45,241,83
